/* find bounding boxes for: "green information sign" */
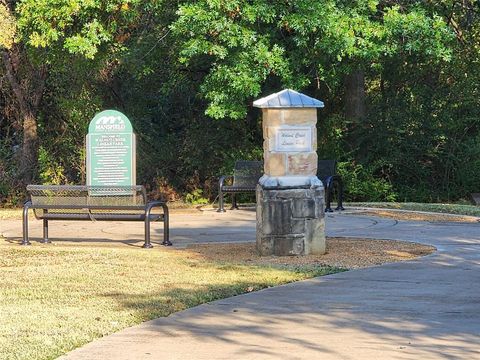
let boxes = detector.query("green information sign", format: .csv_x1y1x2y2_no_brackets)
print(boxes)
86,110,136,187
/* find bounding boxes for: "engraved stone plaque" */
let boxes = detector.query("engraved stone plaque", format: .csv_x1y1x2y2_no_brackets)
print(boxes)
275,127,312,152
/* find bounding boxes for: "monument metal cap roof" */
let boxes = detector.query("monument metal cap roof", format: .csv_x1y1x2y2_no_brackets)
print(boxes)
253,89,324,108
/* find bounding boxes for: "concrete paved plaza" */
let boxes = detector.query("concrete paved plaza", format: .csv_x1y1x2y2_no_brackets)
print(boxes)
2,209,480,359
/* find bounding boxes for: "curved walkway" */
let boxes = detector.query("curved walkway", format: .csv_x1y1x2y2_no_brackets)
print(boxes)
4,210,480,359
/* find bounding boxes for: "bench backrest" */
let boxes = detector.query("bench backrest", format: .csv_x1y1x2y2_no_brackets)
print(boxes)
232,161,263,187
317,160,337,181
27,185,147,208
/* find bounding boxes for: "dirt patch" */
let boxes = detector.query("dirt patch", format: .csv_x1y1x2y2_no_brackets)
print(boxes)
354,209,479,223
184,238,435,270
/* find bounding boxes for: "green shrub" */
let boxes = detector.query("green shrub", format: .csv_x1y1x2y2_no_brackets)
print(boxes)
38,146,67,185
337,161,397,202
185,189,209,205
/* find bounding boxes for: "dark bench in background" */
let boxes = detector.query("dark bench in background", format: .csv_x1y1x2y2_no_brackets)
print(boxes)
217,159,343,213
22,185,170,248
217,161,263,212
317,160,345,212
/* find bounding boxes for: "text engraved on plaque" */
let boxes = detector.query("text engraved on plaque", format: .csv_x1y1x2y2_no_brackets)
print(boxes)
275,127,312,152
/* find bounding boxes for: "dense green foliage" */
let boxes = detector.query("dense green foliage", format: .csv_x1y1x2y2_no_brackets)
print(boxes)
1,0,479,204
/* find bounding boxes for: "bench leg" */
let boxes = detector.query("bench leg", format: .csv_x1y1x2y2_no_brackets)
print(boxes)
325,184,333,213
42,210,51,243
335,180,345,211
161,204,172,246
143,209,154,249
42,219,50,243
230,194,239,210
22,201,31,246
217,189,226,212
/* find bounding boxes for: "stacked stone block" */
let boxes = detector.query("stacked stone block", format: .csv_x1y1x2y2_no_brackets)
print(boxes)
256,186,325,255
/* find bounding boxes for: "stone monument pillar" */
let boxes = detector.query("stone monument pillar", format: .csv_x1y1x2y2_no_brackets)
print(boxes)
254,89,326,256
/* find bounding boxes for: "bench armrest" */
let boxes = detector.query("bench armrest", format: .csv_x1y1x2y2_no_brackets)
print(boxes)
219,175,233,188
146,200,168,214
145,200,170,246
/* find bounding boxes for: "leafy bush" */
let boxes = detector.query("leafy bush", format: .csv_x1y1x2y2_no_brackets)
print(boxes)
185,189,209,205
337,161,397,202
38,146,67,185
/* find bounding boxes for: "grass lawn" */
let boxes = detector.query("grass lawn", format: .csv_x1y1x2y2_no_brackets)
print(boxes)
347,202,480,217
0,208,22,220
0,242,340,360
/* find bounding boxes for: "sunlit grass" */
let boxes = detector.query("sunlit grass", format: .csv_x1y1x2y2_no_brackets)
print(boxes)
345,202,480,216
0,208,22,220
348,202,480,217
0,243,340,360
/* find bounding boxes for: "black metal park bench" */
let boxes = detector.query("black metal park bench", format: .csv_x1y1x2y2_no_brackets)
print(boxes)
217,161,263,212
217,159,344,213
22,185,170,248
317,160,345,212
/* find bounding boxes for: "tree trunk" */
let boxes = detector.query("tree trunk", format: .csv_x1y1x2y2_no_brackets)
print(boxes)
19,108,39,184
344,69,366,121
1,48,45,184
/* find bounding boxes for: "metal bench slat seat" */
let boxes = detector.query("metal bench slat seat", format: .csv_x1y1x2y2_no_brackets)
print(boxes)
23,185,170,248
36,212,164,221
221,186,258,192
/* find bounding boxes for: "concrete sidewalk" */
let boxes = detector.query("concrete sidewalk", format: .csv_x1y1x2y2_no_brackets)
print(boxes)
3,210,480,359
1,208,259,247
1,208,389,247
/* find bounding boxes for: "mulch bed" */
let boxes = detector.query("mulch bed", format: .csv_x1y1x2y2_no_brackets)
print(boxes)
184,238,435,270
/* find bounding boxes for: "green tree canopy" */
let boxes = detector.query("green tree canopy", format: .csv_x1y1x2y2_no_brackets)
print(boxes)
0,3,15,49
2,0,480,205
171,0,453,119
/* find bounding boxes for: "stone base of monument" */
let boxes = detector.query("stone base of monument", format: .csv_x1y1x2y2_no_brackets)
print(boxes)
256,183,326,256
